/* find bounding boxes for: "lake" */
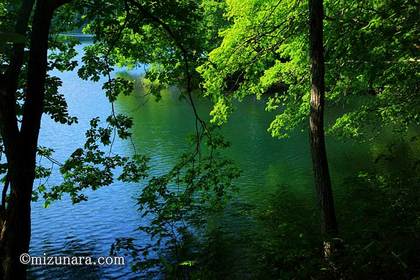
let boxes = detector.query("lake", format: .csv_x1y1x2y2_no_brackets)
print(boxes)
28,43,417,279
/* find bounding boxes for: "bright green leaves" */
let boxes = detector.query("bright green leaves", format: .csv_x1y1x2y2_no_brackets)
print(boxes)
141,64,171,101
200,0,420,140
209,97,231,126
198,0,308,137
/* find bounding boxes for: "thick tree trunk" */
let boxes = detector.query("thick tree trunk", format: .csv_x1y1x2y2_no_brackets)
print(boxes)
0,1,59,279
0,169,33,280
308,0,338,237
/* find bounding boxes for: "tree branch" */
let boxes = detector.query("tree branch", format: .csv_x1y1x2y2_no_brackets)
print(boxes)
0,0,35,162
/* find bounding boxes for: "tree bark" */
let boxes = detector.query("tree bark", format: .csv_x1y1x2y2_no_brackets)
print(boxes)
308,0,338,237
0,1,68,279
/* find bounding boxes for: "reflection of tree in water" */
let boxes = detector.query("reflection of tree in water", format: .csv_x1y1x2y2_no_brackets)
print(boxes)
193,135,420,279
28,237,102,280
248,136,420,279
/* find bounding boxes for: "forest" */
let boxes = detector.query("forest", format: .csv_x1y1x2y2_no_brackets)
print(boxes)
0,0,419,279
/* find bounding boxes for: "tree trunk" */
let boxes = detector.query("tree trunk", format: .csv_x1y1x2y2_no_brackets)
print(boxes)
308,0,338,238
0,1,61,279
0,168,34,280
